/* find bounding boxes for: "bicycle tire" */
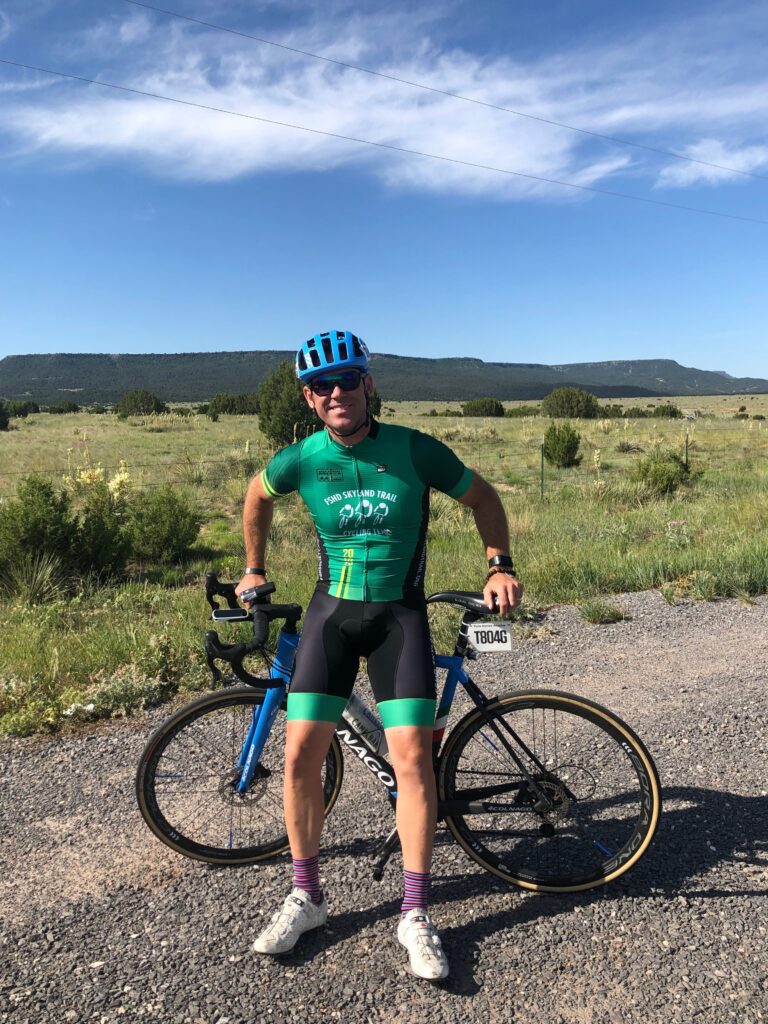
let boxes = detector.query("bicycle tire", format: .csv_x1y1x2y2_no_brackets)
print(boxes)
438,689,661,892
136,686,344,865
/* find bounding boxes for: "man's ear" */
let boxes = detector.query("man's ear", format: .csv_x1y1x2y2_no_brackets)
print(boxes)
364,374,374,395
303,386,315,410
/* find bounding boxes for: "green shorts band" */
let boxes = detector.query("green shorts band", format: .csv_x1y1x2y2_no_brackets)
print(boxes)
287,692,348,723
286,693,436,729
378,698,436,729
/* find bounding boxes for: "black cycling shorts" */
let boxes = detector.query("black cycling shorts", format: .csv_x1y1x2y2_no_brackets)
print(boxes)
286,588,436,728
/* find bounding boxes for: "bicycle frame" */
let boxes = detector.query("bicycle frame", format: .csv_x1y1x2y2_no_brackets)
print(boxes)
233,631,556,816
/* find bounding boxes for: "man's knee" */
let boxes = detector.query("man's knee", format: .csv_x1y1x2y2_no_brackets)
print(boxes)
284,722,335,779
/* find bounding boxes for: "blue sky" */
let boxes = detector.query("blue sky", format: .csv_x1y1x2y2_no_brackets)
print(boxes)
1,0,767,377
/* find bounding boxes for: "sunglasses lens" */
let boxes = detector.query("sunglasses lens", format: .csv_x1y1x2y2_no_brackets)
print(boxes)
311,373,362,395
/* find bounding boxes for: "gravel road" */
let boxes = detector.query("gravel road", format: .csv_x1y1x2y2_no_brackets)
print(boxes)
1,590,766,1024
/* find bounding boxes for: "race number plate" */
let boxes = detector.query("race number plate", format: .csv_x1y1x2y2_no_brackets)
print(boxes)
467,622,513,652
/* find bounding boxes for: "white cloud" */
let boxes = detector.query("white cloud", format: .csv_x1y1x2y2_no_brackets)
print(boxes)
0,10,12,43
656,139,768,187
1,3,767,199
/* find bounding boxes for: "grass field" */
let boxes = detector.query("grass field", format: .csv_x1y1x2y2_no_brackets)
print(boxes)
1,395,767,735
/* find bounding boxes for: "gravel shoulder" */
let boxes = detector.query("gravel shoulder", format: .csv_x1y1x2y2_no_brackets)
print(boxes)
1,590,767,1024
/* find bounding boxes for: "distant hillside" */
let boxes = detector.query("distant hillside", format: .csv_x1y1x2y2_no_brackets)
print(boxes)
1,352,767,405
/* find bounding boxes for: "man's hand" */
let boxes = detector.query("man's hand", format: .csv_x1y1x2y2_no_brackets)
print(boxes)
236,573,267,607
483,572,524,618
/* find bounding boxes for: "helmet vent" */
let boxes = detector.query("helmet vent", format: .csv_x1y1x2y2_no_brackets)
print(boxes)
297,352,307,371
352,339,362,357
321,336,334,363
338,342,348,360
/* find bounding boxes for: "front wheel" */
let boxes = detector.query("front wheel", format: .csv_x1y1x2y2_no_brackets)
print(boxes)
438,690,661,892
136,687,344,864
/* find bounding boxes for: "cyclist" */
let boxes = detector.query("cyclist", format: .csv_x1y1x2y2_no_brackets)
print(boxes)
237,330,522,980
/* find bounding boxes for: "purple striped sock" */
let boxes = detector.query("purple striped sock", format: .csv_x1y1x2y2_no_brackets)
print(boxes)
293,854,323,905
401,869,431,917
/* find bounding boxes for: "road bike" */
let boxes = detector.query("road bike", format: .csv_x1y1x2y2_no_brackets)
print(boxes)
136,574,661,893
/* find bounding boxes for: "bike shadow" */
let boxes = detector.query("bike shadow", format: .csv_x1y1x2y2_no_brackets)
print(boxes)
278,784,767,992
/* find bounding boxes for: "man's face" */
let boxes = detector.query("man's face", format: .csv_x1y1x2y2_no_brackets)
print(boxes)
303,370,373,434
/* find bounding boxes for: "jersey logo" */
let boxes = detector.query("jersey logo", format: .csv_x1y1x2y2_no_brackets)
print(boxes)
376,464,387,473
317,468,344,483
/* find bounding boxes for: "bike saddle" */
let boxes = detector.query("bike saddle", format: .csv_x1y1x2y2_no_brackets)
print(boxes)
426,590,493,615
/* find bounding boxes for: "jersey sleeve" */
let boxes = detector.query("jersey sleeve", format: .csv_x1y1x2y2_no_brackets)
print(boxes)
261,443,301,497
410,431,474,498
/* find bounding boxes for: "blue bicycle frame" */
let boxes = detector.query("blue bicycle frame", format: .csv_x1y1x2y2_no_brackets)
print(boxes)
234,634,470,797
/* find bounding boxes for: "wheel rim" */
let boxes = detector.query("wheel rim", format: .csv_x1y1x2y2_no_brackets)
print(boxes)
440,693,660,891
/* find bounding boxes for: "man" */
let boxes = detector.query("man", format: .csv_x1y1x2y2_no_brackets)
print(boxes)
237,330,522,981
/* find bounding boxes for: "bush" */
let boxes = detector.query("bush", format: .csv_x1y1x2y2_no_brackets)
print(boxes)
733,413,750,421
258,361,319,446
76,481,129,575
542,387,600,419
5,400,39,418
462,397,505,417
629,448,697,495
0,402,8,431
753,414,765,421
543,421,582,468
652,403,683,419
0,476,78,571
115,389,168,417
126,486,200,563
621,406,651,419
86,404,108,415
46,400,80,414
208,392,260,416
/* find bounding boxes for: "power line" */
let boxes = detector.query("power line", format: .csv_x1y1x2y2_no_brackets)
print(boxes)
120,0,768,184
1,56,767,226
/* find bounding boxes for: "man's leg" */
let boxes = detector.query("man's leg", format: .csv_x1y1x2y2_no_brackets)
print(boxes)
252,718,336,955
384,725,436,872
284,719,338,859
386,724,448,981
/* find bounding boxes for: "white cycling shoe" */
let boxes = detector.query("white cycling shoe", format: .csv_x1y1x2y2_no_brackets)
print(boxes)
397,909,449,981
253,888,328,955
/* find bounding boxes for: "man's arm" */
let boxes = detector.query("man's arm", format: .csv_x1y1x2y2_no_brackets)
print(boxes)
458,473,523,616
236,473,275,604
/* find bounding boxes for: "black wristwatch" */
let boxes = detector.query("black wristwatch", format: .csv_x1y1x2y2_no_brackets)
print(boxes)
488,554,515,571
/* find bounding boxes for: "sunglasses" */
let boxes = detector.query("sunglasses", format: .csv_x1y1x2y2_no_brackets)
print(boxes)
308,371,364,396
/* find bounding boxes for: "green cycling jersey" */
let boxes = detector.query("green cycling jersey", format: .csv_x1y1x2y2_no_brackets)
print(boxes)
261,419,473,601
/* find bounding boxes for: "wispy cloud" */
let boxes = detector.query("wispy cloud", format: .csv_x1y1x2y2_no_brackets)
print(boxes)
0,3,766,199
0,10,12,43
657,140,768,187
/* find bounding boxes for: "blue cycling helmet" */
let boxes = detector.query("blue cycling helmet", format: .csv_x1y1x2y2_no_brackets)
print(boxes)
295,330,370,383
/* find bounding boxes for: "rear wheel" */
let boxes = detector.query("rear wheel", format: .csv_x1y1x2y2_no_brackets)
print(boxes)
136,687,344,864
438,689,661,892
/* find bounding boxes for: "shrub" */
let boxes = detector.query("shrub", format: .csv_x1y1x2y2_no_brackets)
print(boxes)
622,406,651,418
462,397,505,417
76,481,129,575
542,387,600,419
629,447,697,494
733,413,749,421
208,392,260,416
0,475,77,571
0,402,8,431
543,421,582,468
258,360,319,446
753,414,765,421
115,389,168,417
652,403,683,419
46,399,80,414
126,486,200,563
6,400,39,418
86,404,108,415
